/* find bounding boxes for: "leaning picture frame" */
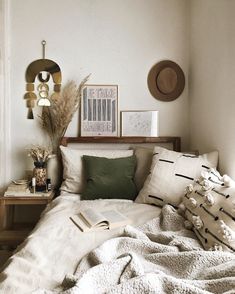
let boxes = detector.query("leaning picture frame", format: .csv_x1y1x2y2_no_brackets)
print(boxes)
80,85,118,137
121,110,159,137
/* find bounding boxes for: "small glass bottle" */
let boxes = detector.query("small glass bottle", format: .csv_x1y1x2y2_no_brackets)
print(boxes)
32,177,36,193
46,178,52,192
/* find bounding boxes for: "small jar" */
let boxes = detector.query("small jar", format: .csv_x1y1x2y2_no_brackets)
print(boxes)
33,161,47,192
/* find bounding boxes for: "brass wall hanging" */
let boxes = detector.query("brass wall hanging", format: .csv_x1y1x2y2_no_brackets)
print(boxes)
24,40,62,119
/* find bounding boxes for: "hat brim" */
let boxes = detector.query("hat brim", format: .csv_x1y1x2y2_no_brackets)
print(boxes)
147,60,185,102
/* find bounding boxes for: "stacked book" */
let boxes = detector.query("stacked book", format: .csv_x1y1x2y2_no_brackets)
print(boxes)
4,181,30,197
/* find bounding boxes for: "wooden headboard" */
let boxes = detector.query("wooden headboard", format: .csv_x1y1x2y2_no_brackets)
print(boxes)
60,136,181,152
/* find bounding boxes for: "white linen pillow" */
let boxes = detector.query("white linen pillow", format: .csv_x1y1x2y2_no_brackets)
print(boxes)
60,146,133,194
135,146,218,207
181,169,235,252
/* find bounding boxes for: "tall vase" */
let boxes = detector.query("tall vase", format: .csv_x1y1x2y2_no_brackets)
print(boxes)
33,162,47,192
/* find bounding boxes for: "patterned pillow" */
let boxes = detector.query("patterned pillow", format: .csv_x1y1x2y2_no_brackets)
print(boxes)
181,169,235,252
135,146,218,207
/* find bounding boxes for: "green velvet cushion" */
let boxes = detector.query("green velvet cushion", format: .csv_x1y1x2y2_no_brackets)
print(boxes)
82,155,137,200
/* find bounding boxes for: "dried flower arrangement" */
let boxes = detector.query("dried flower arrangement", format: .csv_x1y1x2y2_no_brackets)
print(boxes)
39,75,90,153
28,145,51,163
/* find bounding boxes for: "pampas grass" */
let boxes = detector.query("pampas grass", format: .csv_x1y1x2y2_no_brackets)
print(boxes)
28,145,51,163
39,75,90,153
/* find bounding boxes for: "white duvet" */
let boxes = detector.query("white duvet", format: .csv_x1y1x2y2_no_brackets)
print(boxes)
0,195,161,294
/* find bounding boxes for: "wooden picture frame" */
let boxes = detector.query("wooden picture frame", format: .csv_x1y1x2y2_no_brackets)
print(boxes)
80,85,118,137
121,110,159,137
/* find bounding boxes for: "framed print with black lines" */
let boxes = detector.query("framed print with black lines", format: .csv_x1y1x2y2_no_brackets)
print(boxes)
81,85,118,137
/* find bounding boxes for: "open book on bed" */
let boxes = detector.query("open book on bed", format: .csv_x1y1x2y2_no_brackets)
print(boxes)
70,208,131,232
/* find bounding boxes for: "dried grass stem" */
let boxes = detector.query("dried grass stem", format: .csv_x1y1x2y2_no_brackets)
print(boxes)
39,76,90,153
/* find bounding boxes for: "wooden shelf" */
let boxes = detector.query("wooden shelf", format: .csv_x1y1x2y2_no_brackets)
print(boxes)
12,222,35,230
0,190,55,246
0,196,53,205
61,136,181,151
0,230,30,246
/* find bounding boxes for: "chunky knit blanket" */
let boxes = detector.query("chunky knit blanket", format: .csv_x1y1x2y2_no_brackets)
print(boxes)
37,205,235,294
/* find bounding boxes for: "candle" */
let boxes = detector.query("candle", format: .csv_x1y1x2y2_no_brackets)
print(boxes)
32,177,36,186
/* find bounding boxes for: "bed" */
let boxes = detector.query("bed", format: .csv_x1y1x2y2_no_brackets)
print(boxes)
0,136,235,294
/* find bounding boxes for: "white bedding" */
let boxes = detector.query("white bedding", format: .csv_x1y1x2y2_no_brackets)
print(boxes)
38,205,235,294
0,194,161,294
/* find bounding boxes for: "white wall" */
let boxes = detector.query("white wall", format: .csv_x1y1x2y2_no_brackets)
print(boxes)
189,0,235,177
9,0,235,184
9,0,189,180
0,0,11,192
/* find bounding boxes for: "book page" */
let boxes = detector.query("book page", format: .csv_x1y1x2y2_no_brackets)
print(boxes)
70,215,90,232
101,210,130,229
70,215,109,232
70,209,130,232
80,208,108,227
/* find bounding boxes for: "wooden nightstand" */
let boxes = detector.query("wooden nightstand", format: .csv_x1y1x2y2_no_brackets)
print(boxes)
0,190,55,247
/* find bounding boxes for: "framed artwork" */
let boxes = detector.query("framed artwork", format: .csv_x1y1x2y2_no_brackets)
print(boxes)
81,85,118,136
121,110,159,137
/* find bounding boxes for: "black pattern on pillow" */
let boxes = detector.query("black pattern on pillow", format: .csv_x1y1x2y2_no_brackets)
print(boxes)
181,169,235,252
135,146,218,208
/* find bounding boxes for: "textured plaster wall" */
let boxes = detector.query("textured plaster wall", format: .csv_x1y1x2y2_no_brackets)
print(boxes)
189,0,235,177
9,0,189,180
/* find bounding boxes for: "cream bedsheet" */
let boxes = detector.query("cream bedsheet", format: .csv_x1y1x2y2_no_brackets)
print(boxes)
0,194,161,294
